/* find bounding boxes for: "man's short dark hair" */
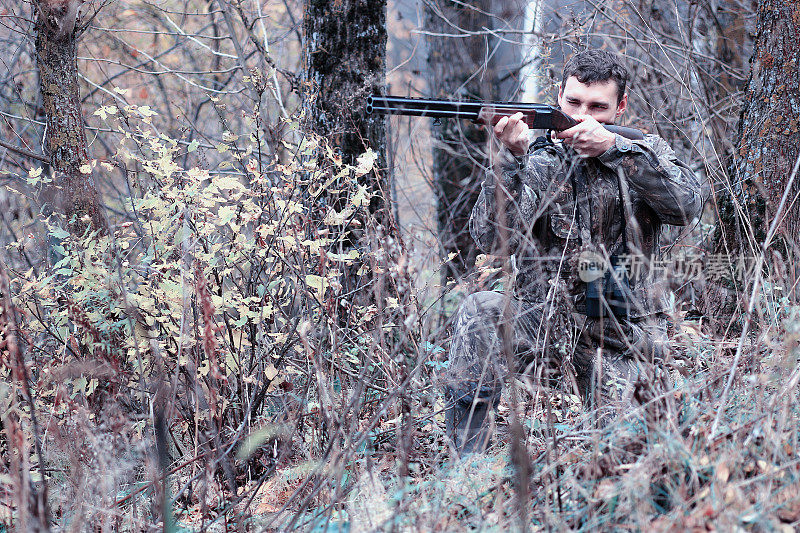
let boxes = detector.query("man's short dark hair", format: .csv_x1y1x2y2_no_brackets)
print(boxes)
562,50,628,103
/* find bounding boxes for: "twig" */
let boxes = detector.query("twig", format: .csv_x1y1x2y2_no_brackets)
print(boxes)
708,152,800,442
0,138,49,164
0,262,52,529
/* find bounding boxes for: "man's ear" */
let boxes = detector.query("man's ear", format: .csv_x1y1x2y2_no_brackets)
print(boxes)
616,93,628,117
557,86,564,107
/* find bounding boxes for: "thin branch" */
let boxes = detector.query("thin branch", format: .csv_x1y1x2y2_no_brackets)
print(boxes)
0,137,49,164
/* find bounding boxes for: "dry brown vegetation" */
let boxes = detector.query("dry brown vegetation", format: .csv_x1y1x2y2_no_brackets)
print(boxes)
1,0,799,531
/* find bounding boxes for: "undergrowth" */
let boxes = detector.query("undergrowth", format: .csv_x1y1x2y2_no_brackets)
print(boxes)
1,95,800,532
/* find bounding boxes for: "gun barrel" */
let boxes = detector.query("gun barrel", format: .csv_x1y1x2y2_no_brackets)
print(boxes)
367,103,478,120
367,95,644,139
368,95,552,116
367,96,480,121
367,95,571,130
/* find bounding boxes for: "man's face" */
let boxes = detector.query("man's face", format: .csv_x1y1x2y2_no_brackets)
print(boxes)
557,76,627,125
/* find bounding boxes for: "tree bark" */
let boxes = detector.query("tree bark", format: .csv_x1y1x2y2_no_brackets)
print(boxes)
716,0,800,259
303,0,388,223
301,0,395,451
424,0,521,279
36,1,108,236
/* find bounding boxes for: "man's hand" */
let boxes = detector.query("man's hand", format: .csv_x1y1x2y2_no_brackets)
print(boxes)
493,112,530,157
555,115,616,158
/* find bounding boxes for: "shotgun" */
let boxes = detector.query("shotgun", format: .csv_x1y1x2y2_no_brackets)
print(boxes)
367,95,644,140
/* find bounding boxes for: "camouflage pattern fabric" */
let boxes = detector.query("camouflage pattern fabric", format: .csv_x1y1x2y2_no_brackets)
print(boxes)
446,133,705,434
445,291,671,426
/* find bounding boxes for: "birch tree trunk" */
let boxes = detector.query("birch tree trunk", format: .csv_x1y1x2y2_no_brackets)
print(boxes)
37,0,108,236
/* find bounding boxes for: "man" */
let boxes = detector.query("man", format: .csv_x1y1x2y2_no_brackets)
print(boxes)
444,49,705,454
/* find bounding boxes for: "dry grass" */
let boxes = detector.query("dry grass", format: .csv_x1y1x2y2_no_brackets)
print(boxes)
1,1,797,531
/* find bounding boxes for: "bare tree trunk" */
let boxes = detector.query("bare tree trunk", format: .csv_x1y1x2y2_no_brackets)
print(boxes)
302,0,400,464
424,0,522,280
717,0,800,258
703,0,800,325
303,0,389,222
36,0,107,236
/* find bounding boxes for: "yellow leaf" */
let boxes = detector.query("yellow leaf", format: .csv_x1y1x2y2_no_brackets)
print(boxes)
350,184,369,207
79,164,92,174
93,105,117,120
213,175,246,192
354,149,377,176
28,167,43,178
323,205,353,226
187,167,210,180
326,250,359,262
265,364,279,381
218,205,237,225
305,275,328,299
138,105,157,117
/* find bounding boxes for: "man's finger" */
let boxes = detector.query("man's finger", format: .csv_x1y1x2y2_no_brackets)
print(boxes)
573,115,604,134
555,123,581,140
511,119,526,138
494,116,508,136
498,112,524,134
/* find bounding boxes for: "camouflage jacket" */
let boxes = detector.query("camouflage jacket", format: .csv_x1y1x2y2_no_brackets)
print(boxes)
470,134,705,319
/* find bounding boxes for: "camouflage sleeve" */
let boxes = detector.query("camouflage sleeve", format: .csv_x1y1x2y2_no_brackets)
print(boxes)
469,147,557,253
469,153,522,253
597,134,705,226
469,175,501,253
